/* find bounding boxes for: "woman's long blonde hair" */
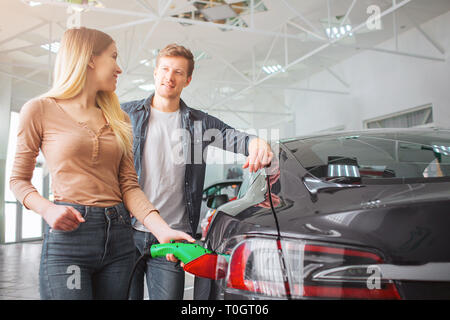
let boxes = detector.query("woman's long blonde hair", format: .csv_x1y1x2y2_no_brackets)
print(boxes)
41,27,132,157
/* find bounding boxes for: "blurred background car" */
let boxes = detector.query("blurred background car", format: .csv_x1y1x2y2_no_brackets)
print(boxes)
196,179,242,239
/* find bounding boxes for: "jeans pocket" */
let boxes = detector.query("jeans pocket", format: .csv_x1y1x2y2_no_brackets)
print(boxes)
49,207,88,235
50,224,82,235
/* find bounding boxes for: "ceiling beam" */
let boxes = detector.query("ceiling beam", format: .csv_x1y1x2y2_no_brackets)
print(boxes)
200,44,252,84
325,67,350,89
103,18,155,32
0,70,49,89
206,0,413,111
13,69,43,85
162,16,327,42
403,10,446,55
256,26,281,81
123,0,174,77
280,0,324,38
340,0,357,26
34,0,156,18
203,79,349,95
336,43,446,62
0,20,47,47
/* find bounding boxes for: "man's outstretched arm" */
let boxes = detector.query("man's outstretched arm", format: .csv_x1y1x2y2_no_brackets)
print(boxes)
205,113,273,172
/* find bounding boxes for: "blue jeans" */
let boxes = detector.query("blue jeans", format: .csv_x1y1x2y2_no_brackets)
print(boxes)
129,230,185,300
39,202,135,300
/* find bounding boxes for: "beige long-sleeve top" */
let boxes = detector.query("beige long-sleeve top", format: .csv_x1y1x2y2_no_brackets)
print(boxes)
9,97,156,223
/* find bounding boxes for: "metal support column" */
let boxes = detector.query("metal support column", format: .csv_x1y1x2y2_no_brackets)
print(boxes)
0,71,12,244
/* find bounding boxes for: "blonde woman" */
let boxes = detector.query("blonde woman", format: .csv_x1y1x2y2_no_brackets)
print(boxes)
9,27,194,300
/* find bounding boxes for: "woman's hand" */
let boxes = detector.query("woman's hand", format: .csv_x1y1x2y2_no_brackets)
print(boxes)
42,203,85,231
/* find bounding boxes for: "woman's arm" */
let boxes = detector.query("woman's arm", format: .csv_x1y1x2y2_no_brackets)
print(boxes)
9,99,84,230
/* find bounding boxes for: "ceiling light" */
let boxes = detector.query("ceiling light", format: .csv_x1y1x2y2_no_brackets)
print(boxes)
25,1,42,6
326,24,353,39
262,64,285,75
132,79,145,84
220,86,235,94
58,0,104,6
40,41,60,53
140,59,152,67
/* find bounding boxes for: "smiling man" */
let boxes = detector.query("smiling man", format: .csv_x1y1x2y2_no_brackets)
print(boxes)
121,44,272,300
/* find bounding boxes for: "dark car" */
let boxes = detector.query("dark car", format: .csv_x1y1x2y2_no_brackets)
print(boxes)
198,129,450,300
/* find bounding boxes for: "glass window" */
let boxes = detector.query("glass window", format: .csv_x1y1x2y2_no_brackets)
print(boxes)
21,167,43,239
237,170,261,199
286,131,450,182
4,203,16,243
365,105,433,129
4,111,44,242
5,112,19,202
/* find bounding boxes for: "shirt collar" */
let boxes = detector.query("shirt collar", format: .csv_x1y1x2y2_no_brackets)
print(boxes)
141,92,190,116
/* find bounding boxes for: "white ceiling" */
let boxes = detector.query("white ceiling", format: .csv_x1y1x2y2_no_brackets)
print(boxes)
1,0,449,129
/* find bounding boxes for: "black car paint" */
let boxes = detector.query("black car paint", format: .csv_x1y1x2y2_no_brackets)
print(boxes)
203,132,450,300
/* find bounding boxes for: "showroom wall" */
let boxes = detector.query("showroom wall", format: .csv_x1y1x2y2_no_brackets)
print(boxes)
289,10,450,136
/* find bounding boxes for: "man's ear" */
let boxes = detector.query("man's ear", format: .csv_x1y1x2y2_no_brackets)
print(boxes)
185,75,192,88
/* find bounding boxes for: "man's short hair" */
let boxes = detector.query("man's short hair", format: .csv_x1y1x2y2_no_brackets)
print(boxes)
156,43,195,77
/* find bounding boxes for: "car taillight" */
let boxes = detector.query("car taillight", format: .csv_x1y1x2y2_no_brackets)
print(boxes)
225,238,401,299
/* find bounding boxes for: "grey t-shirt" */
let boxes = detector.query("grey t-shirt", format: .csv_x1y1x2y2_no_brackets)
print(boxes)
133,106,189,233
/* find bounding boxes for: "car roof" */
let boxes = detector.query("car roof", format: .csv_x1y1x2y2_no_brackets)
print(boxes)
279,127,450,148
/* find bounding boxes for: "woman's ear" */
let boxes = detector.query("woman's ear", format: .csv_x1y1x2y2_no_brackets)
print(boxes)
88,56,95,69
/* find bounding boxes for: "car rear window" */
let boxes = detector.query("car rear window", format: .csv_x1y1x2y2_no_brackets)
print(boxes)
286,131,450,183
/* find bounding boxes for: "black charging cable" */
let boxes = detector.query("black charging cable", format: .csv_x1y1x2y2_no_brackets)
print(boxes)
126,246,152,300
